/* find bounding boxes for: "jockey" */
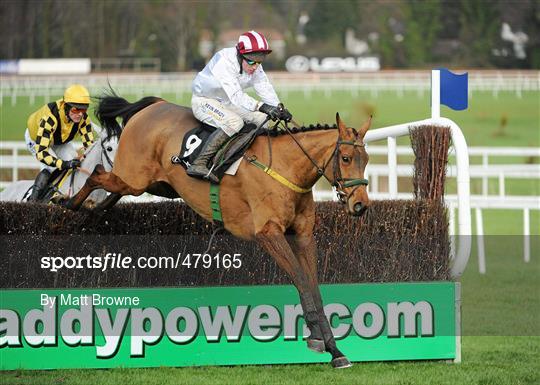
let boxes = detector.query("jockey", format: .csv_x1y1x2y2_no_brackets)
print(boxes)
188,30,292,183
25,84,94,201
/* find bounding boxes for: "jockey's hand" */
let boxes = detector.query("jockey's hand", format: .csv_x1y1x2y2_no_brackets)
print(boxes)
258,103,281,121
277,103,293,122
62,159,81,170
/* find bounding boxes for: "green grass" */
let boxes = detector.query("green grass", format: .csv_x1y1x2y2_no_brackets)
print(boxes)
1,90,539,147
2,337,538,385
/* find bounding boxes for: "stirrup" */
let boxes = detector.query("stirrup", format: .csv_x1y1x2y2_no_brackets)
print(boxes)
204,166,219,184
205,164,216,179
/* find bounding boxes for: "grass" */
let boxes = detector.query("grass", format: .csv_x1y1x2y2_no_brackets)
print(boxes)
2,337,538,385
1,90,539,147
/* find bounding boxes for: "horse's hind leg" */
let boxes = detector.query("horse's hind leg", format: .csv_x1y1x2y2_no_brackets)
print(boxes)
94,193,122,212
66,164,143,210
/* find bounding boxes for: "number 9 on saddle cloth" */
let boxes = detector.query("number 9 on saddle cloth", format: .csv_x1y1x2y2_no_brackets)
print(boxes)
171,122,259,183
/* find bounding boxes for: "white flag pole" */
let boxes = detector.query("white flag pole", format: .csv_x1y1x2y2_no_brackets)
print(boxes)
431,69,440,119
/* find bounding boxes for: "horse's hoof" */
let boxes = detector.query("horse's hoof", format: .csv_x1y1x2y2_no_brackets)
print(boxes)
331,356,352,369
307,339,325,353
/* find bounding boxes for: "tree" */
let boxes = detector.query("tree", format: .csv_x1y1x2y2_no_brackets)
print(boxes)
304,0,359,45
457,0,501,67
403,0,442,67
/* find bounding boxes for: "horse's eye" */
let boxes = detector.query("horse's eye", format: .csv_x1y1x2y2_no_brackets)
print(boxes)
106,146,113,152
341,156,351,163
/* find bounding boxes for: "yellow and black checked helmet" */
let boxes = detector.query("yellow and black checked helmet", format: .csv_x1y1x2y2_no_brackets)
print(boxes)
63,84,90,108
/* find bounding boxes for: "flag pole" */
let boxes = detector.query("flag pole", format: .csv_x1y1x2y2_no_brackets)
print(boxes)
431,69,440,119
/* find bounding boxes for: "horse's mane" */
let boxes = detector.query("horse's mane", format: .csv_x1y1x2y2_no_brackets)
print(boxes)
261,123,338,137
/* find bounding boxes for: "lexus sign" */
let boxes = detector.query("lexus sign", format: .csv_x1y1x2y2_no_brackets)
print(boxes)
285,55,380,73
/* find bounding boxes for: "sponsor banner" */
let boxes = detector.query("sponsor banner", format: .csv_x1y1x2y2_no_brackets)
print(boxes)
0,60,19,74
285,55,380,73
0,282,458,370
18,58,91,75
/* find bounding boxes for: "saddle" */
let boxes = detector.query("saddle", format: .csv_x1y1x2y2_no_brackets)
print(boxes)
172,122,262,182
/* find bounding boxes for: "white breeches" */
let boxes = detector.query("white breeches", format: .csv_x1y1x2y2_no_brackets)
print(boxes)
191,96,270,137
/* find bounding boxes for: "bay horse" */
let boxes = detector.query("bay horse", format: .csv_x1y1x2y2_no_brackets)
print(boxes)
67,95,371,368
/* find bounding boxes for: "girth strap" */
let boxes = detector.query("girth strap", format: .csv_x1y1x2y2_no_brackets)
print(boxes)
245,155,311,194
209,183,223,223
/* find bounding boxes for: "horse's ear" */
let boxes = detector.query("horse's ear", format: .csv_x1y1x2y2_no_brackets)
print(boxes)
358,115,372,138
336,112,347,134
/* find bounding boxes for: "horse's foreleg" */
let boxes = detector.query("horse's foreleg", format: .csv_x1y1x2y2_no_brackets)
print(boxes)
255,221,324,360
290,233,351,368
311,285,351,368
65,165,107,210
286,234,323,351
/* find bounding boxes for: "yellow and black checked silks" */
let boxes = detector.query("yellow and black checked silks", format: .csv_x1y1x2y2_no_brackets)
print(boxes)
27,100,94,169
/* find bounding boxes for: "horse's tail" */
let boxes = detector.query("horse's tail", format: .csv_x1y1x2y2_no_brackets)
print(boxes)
96,91,162,138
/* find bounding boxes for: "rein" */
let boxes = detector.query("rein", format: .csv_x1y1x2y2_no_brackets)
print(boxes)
246,118,314,193
258,120,369,203
57,136,115,198
99,137,115,169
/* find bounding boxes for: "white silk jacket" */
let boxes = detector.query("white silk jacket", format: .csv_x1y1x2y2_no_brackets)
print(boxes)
192,47,280,111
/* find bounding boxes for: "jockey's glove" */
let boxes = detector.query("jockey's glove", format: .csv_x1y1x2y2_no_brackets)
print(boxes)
277,103,293,122
258,103,281,121
62,159,81,170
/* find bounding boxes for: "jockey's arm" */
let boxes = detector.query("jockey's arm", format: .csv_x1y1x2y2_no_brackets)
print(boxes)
79,116,94,149
212,60,259,111
253,72,292,122
34,117,65,169
252,70,280,107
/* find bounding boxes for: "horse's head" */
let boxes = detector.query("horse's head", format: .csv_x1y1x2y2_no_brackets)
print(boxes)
82,133,119,172
332,113,371,216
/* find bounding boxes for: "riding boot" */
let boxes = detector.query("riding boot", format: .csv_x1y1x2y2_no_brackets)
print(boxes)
28,169,51,202
186,129,230,183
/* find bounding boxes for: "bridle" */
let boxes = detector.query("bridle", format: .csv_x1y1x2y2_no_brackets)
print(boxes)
331,138,369,204
279,121,369,204
99,135,115,170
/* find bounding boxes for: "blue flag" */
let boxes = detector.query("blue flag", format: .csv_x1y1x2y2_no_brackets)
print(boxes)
439,68,468,111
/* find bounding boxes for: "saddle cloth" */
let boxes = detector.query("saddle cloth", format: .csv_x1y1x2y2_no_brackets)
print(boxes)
171,122,261,182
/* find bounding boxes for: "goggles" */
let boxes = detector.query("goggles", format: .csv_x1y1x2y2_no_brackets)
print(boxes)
243,56,263,66
69,106,88,114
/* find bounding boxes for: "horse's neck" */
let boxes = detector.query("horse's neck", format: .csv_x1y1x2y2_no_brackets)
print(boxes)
277,129,338,187
60,142,101,194
83,142,101,167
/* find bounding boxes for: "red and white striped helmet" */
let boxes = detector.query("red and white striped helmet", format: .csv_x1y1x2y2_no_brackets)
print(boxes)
236,30,272,55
